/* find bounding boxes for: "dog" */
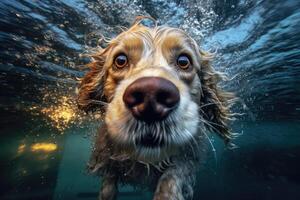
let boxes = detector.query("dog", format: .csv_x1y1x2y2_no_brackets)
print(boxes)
77,17,233,200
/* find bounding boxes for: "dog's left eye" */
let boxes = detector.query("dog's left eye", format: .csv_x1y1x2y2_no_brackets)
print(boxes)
114,54,128,69
177,55,190,70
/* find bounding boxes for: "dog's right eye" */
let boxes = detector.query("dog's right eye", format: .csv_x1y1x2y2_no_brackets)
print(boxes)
114,54,128,69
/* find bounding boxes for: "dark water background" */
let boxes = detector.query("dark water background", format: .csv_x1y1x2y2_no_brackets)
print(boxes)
0,0,299,199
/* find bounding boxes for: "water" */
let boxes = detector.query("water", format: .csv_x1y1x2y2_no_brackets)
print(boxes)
0,0,299,199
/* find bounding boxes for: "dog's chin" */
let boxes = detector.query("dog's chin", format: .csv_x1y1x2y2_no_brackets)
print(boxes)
115,112,198,162
138,131,165,147
133,131,174,162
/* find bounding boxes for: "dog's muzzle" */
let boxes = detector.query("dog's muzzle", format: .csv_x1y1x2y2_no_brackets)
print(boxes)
123,77,180,123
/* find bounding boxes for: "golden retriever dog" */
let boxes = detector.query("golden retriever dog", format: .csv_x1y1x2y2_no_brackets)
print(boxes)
77,17,233,200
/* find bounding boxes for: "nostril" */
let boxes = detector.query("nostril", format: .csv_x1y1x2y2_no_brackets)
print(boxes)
125,91,144,108
131,91,144,106
156,90,180,108
156,91,169,104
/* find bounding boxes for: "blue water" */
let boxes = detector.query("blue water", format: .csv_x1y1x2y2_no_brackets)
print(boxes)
0,0,299,199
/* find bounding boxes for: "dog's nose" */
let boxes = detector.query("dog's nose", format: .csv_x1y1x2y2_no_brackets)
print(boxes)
123,77,180,122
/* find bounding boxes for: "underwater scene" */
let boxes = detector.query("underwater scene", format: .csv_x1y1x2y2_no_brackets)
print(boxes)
0,0,300,199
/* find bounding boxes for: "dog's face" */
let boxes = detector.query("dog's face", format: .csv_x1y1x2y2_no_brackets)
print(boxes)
78,23,232,162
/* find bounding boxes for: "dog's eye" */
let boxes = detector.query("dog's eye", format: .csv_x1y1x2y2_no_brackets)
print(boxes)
177,55,190,70
114,54,128,68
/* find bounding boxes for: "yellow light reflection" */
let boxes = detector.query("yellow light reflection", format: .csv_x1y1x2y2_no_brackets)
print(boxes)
30,143,57,152
17,144,26,154
40,96,76,131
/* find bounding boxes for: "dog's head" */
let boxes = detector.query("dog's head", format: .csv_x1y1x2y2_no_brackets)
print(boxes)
78,19,233,162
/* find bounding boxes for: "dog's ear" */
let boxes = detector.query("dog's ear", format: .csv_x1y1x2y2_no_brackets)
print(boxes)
197,50,234,143
77,49,108,112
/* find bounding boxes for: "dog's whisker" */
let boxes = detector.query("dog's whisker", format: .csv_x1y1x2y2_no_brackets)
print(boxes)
202,129,218,171
145,162,151,176
185,138,196,159
198,113,224,133
204,119,227,129
152,163,164,172
158,161,165,171
88,99,109,106
158,128,163,145
198,107,210,119
198,102,219,109
185,130,199,158
166,157,174,166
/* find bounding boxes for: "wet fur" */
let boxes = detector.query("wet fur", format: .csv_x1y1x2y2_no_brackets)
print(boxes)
78,18,234,200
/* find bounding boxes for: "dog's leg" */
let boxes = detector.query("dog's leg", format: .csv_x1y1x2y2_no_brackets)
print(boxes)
153,163,195,200
99,176,118,200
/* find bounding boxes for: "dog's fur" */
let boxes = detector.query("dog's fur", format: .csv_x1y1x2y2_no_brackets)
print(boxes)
78,18,233,200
